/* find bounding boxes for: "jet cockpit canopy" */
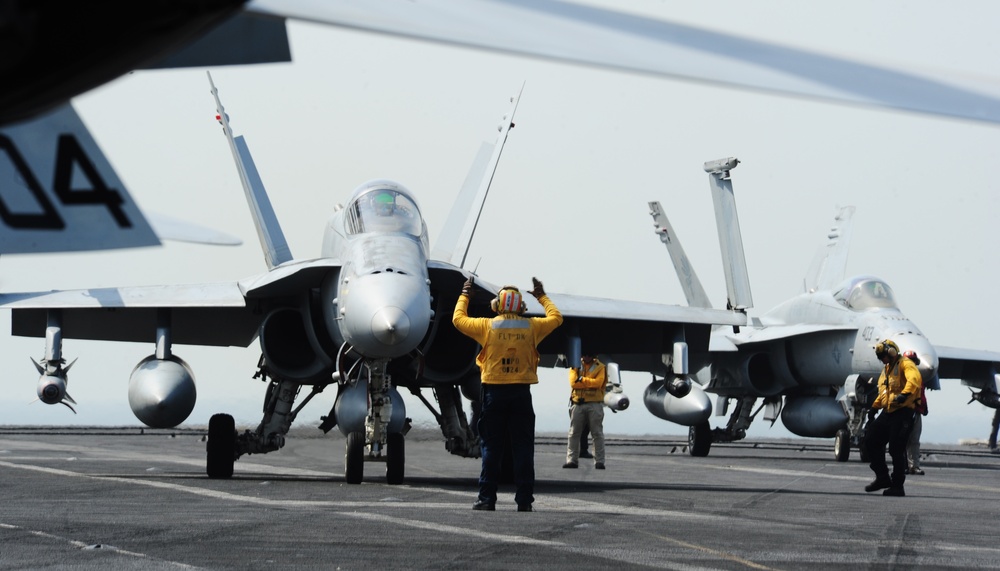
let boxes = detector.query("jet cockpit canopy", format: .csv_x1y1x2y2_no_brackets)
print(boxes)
833,276,898,310
344,180,423,236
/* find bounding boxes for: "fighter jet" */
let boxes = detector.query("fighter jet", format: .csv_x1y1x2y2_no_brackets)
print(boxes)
0,78,743,484
645,158,1000,460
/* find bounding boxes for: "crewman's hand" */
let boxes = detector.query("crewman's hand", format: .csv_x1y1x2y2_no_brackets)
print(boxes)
529,277,545,298
461,277,475,298
893,393,910,405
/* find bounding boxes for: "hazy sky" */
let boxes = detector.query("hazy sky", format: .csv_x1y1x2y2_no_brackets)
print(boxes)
1,1,998,449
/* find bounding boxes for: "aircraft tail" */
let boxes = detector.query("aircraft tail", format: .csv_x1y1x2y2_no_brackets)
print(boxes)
207,71,293,269
430,83,523,268
0,105,161,253
704,158,752,312
803,206,855,293
648,201,713,308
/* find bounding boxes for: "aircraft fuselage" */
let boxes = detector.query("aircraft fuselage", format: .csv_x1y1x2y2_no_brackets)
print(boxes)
321,181,433,361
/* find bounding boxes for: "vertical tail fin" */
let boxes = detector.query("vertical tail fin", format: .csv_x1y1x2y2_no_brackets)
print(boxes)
704,158,753,312
648,201,713,308
803,206,855,293
207,71,292,269
430,83,523,268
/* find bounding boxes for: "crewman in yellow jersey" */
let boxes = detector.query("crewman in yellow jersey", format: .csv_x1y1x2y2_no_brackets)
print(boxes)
864,339,923,497
453,277,562,512
563,352,607,470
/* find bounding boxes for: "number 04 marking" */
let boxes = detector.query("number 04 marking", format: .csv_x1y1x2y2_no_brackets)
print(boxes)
0,133,131,230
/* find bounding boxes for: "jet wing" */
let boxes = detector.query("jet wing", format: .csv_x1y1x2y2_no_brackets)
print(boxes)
526,293,746,371
0,283,260,347
0,257,346,347
935,344,1000,391
249,0,1000,125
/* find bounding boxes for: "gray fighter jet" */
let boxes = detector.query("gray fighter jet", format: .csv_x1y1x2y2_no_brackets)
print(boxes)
646,158,1000,459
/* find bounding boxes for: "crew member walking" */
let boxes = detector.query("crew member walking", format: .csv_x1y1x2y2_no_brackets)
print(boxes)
864,339,923,497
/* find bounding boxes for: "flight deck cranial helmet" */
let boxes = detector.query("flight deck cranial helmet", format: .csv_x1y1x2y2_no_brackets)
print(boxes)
491,285,526,315
902,349,921,366
875,339,900,361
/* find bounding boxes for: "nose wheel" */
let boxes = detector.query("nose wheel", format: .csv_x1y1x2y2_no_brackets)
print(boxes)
834,428,850,462
207,413,236,479
344,431,406,485
345,431,365,484
386,432,405,484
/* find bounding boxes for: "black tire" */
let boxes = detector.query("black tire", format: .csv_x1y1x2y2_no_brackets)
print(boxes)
688,421,712,457
206,413,236,479
345,431,365,484
834,429,850,462
386,432,405,485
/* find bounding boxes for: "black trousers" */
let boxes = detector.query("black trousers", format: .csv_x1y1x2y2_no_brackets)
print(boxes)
866,408,916,488
477,384,535,506
989,408,1000,449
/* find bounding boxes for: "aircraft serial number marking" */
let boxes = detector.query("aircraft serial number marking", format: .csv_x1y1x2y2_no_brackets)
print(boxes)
0,134,130,230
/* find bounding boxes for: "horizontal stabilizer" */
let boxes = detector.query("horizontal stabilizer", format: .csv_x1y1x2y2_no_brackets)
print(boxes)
146,212,242,246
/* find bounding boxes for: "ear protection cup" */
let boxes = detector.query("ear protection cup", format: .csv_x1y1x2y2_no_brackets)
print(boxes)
875,339,899,360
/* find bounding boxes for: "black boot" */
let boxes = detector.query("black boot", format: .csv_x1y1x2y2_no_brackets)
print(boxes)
865,477,891,493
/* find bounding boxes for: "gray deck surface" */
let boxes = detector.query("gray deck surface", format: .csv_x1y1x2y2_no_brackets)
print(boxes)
0,426,997,570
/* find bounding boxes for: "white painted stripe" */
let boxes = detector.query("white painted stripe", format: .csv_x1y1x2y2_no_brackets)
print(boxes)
0,522,199,568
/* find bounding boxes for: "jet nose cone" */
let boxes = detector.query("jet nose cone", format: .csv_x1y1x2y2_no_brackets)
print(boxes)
371,306,411,346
